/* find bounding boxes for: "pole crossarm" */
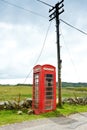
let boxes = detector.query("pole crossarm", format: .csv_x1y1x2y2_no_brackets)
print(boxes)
49,1,64,21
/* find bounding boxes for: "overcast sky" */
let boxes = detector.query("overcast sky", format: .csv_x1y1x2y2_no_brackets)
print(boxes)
0,0,87,84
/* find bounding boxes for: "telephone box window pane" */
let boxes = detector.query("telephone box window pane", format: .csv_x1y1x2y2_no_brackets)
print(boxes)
34,73,39,109
46,91,53,95
46,74,53,78
45,106,52,110
46,95,53,99
35,78,39,83
34,74,39,87
46,87,53,91
34,102,39,109
45,74,53,87
34,74,39,79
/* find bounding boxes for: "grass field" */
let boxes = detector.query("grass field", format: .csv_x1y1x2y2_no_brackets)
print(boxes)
0,85,87,101
0,85,32,101
62,87,87,98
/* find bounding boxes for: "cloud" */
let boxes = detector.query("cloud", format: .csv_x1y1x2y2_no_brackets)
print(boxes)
0,0,87,84
0,21,54,80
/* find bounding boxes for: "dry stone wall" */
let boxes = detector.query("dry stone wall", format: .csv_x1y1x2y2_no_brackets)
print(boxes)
0,98,32,110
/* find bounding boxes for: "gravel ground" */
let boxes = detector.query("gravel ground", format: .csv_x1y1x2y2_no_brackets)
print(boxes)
0,112,87,130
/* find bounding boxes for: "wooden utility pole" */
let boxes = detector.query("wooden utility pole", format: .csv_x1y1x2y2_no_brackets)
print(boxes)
49,0,64,106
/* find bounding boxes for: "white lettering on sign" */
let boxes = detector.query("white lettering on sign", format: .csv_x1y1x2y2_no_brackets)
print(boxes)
43,67,54,71
34,68,41,72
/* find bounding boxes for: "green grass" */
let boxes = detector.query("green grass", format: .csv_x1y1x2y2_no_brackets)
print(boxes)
0,86,87,101
0,86,32,101
0,104,87,126
62,87,87,98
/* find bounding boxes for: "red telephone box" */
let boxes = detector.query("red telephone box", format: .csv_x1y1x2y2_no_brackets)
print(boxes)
32,64,56,114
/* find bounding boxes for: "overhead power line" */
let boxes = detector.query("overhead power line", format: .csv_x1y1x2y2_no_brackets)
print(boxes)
0,0,47,19
23,22,52,84
60,27,81,82
37,0,53,7
33,23,52,65
60,19,87,35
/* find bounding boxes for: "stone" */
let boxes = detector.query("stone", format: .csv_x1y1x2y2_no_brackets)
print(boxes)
27,109,33,115
0,102,4,110
17,110,23,115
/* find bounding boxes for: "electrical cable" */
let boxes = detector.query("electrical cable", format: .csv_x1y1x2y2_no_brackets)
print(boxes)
36,0,53,7
60,26,81,82
0,0,48,19
60,19,87,36
23,22,52,84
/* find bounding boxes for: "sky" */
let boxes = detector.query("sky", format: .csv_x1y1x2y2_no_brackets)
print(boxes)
0,0,87,84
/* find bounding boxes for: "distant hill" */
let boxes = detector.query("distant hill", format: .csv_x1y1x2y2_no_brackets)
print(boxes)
0,84,32,87
62,82,87,87
0,82,87,87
